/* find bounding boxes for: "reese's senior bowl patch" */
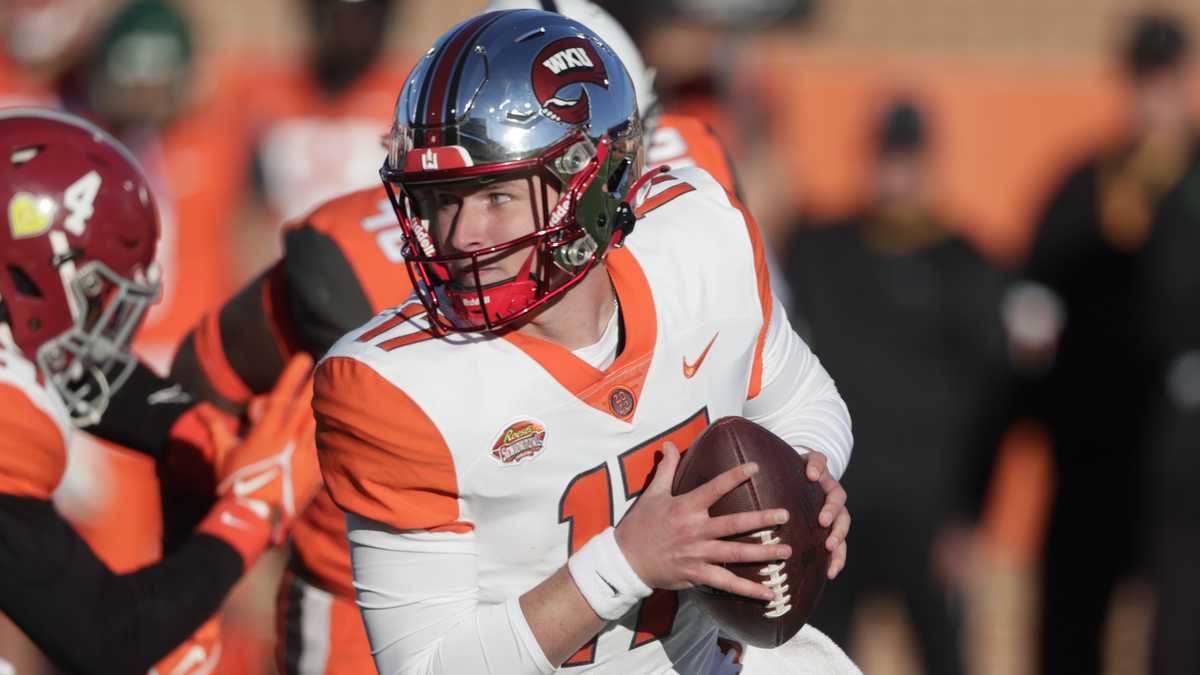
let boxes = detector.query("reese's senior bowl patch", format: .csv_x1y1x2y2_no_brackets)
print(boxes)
491,419,548,466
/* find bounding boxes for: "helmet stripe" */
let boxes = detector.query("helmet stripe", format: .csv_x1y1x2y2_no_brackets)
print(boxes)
415,13,492,129
419,12,505,138
442,13,508,144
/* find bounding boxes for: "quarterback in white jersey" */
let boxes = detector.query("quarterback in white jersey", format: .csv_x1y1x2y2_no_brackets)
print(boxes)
313,10,853,675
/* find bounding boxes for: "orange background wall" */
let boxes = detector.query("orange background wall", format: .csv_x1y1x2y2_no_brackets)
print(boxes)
753,45,1154,262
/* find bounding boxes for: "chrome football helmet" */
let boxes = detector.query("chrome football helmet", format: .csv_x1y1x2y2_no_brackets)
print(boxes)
381,9,648,332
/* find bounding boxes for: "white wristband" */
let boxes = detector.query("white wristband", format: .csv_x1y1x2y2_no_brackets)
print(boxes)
567,527,653,620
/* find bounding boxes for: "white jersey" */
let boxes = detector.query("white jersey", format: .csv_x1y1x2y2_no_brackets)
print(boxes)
314,166,852,675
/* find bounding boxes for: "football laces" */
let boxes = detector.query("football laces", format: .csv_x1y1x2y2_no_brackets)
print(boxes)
752,529,793,618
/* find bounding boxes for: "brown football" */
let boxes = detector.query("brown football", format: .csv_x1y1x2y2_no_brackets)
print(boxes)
671,416,831,648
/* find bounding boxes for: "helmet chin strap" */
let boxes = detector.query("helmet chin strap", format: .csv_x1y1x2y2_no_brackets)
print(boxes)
49,231,82,321
446,245,541,329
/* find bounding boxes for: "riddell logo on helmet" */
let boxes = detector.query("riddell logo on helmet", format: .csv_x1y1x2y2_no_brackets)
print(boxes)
491,420,548,465
532,37,608,125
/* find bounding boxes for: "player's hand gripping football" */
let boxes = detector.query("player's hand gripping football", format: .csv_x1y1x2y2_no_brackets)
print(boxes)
206,354,320,544
614,442,791,603
804,449,850,580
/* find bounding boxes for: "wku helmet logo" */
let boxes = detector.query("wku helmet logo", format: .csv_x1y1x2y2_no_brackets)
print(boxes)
531,37,608,125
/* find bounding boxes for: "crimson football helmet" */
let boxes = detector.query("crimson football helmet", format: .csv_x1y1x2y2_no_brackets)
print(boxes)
381,9,651,332
0,108,159,426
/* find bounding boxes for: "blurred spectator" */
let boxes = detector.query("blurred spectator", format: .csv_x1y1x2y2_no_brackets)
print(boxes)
66,0,252,355
599,0,807,307
0,0,108,107
783,98,1013,675
1115,14,1200,675
242,0,410,228
1013,12,1199,675
604,0,814,121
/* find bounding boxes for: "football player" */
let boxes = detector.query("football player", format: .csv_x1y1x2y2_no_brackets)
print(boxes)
313,10,853,674
165,3,760,673
0,108,320,674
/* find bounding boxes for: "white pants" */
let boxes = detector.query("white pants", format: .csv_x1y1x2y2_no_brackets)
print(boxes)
736,626,862,675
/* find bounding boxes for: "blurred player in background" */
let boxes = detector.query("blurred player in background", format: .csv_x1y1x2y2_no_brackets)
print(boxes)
600,0,814,154
596,0,808,311
486,0,747,217
243,0,411,232
1013,12,1198,675
0,108,319,675
4,0,251,355
312,9,852,673
783,98,1013,674
59,4,259,668
166,2,779,672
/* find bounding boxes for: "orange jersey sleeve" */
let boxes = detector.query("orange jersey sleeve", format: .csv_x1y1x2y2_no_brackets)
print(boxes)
0,382,67,500
649,113,741,198
313,356,469,533
171,186,412,411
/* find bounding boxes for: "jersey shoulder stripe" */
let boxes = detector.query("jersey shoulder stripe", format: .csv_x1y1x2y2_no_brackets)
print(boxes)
626,165,773,398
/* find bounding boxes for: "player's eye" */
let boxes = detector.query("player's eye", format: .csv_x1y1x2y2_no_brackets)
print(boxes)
433,193,461,211
488,192,513,206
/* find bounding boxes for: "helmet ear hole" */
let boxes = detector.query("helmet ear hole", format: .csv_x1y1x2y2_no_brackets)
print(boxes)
8,265,43,298
554,233,598,271
605,156,633,193
10,145,42,166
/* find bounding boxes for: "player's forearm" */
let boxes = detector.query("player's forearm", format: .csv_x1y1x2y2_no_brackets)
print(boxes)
0,495,247,675
519,565,607,666
169,264,296,413
354,559,605,674
85,359,195,460
349,517,599,675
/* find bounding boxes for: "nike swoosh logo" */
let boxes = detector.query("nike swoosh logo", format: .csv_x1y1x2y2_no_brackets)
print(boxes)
596,571,620,596
147,384,192,406
683,332,719,379
232,467,280,498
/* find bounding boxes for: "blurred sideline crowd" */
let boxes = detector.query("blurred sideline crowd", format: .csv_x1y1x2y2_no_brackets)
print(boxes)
1,0,1198,673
